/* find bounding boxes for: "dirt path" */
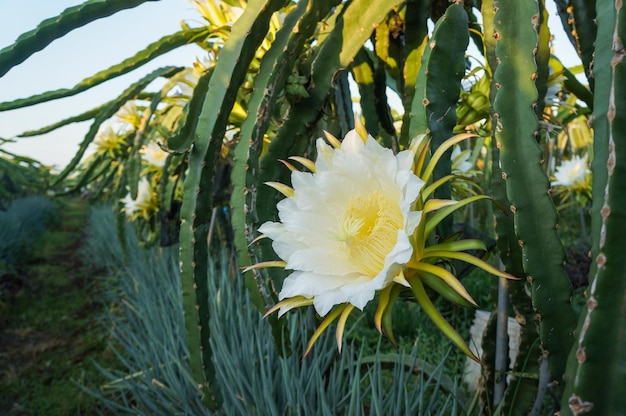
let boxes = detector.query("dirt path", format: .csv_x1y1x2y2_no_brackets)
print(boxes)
0,198,112,415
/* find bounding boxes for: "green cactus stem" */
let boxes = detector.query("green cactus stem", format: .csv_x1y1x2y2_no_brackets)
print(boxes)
492,0,576,386
560,2,626,414
409,2,468,240
483,0,544,413
0,27,209,112
178,0,288,408
231,0,340,315
553,0,597,89
398,0,430,148
0,0,157,77
51,66,183,187
252,0,404,294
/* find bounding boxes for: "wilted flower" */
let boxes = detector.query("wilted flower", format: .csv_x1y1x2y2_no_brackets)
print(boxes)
121,178,157,219
551,155,591,191
140,142,168,169
259,130,424,317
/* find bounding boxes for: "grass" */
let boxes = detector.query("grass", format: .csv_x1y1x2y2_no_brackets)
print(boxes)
0,197,117,415
78,205,472,415
81,206,206,415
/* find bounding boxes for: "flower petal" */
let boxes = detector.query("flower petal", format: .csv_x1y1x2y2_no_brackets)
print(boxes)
262,129,424,317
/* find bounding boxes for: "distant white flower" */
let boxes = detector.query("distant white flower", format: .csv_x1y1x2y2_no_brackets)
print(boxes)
551,155,591,190
451,145,472,174
259,130,424,316
175,70,199,97
140,142,168,168
93,125,125,157
545,65,567,105
121,178,156,219
115,102,142,129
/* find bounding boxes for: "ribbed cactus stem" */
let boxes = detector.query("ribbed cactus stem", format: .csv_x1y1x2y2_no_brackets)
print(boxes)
409,2,468,239
553,0,597,88
492,0,576,386
399,1,430,148
489,2,546,413
178,0,287,408
561,2,626,414
231,0,315,315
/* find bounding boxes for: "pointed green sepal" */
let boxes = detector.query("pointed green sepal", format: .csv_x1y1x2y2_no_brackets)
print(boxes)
336,304,355,354
424,195,491,239
408,261,478,307
407,274,481,363
421,250,519,280
420,133,475,183
263,295,313,318
303,304,346,358
423,239,487,254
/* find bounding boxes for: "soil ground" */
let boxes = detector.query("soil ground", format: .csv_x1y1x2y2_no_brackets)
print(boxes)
0,197,114,415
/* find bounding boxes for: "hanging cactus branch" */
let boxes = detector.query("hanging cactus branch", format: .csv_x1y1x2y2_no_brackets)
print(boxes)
0,0,158,77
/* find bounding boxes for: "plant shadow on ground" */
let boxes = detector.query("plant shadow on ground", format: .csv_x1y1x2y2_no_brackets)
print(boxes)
0,197,117,416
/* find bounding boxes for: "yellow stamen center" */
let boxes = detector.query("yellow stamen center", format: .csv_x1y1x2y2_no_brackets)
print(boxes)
335,191,403,276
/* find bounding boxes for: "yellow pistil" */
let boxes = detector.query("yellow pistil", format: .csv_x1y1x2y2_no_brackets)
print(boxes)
335,191,403,276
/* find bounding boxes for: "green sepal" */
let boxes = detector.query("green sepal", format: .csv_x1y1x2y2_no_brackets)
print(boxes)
408,261,477,307
420,271,476,308
407,274,480,363
303,304,346,358
423,239,487,254
423,195,490,240
374,283,402,348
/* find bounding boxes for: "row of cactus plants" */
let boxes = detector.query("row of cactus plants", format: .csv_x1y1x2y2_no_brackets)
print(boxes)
0,0,620,414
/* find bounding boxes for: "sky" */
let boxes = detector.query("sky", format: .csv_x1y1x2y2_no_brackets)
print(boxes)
0,1,581,170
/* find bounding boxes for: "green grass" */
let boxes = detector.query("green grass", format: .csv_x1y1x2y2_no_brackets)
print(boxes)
77,204,473,415
0,197,117,416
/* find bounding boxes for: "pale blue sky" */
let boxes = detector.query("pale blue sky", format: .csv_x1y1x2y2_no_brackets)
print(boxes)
0,1,580,169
